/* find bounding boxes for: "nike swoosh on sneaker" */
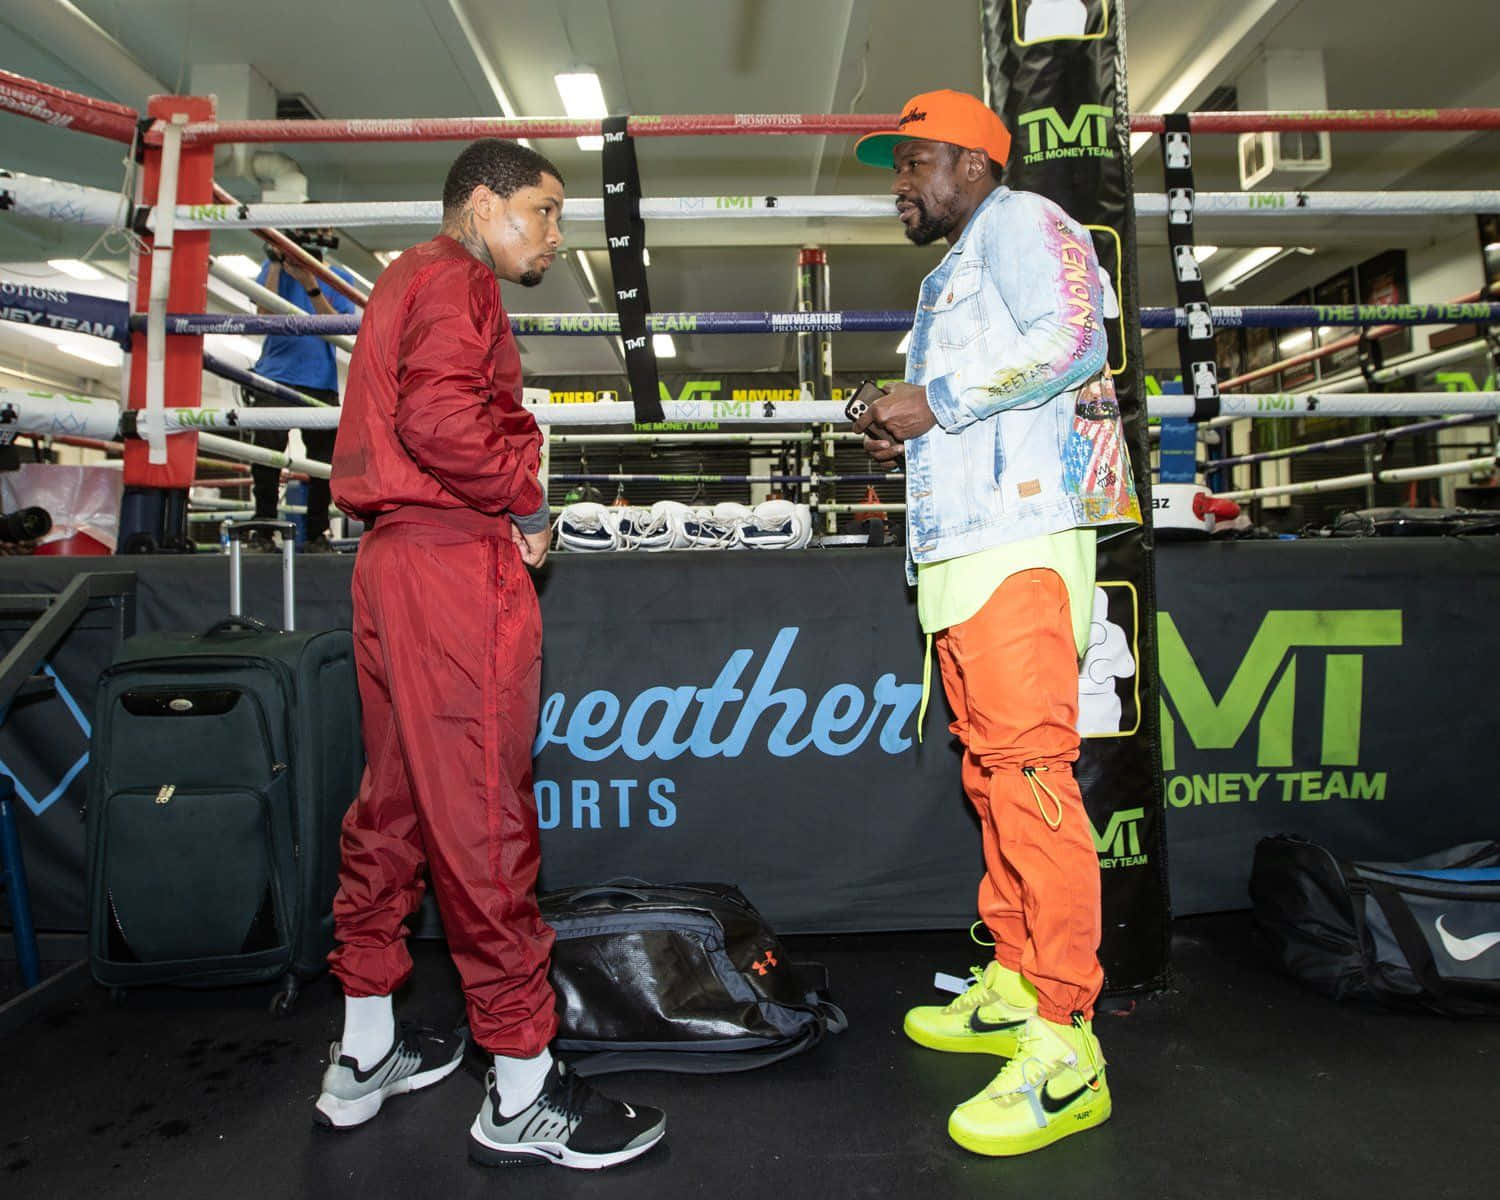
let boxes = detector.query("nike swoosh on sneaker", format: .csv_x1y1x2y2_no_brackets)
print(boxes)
1435,915,1500,962
623,1103,636,1118
968,1010,1028,1035
1039,1078,1100,1114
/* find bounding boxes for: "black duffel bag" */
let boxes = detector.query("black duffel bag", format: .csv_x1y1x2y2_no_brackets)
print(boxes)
1250,835,1500,1017
538,880,847,1075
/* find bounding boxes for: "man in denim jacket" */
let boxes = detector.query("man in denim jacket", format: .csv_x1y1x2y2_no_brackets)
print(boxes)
854,89,1140,1158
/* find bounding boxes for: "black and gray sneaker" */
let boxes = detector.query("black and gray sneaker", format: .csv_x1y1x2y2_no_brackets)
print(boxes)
468,1060,665,1170
314,1021,465,1129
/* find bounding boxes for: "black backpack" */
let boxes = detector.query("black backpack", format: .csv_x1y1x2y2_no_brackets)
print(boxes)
1250,835,1500,1018
538,881,847,1075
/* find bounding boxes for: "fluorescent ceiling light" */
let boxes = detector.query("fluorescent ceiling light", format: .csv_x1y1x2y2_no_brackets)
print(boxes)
652,333,677,358
58,337,119,365
206,334,263,362
1280,329,1314,351
555,70,606,151
896,331,912,355
48,258,105,281
642,248,651,267
1193,245,1219,263
573,250,605,308
216,254,261,278
1212,246,1284,292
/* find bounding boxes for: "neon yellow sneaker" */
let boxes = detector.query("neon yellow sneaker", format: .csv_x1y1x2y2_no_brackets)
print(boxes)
947,1014,1111,1156
902,962,1038,1057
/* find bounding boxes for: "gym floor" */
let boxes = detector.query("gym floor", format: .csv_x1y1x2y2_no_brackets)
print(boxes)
2,912,1496,1199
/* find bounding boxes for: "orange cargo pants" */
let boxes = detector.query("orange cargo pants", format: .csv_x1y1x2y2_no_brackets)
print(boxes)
933,567,1104,1023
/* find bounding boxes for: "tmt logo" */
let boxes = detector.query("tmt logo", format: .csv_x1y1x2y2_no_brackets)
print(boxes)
1157,610,1402,807
1090,807,1146,870
1016,105,1114,165
657,379,721,403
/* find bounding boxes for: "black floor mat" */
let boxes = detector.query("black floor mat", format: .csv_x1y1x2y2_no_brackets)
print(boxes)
2,913,1497,1199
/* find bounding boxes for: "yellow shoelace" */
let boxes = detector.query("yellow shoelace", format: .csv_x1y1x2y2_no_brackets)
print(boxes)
1022,764,1064,830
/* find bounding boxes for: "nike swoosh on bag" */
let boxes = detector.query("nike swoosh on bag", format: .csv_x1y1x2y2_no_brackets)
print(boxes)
1435,915,1500,962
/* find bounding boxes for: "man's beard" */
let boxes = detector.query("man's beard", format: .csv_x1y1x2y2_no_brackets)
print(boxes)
903,197,960,246
518,269,544,287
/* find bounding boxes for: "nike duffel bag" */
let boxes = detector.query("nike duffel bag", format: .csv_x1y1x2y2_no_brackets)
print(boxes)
1250,835,1500,1018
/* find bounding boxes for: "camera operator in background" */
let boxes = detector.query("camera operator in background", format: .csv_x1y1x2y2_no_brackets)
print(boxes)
243,228,360,552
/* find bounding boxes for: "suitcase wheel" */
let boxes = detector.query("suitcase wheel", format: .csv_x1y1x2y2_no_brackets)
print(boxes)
269,978,299,1017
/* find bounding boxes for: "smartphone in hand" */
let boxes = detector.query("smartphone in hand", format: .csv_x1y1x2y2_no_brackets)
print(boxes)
844,379,889,425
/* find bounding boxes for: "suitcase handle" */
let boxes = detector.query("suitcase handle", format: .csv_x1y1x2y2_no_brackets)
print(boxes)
203,616,271,637
221,520,297,632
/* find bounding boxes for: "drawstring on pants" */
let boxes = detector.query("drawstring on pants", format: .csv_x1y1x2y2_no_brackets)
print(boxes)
917,632,934,743
1022,765,1064,830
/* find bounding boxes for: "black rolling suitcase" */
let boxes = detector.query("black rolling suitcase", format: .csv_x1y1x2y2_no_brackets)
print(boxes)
87,521,362,1011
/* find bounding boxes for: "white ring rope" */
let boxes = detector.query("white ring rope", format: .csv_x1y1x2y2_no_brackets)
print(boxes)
6,172,1500,229
1221,453,1498,502
8,390,1500,444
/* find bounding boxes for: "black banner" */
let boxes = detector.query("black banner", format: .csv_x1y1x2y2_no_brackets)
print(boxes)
4,543,1498,941
980,0,1170,991
601,116,663,423
1160,113,1221,419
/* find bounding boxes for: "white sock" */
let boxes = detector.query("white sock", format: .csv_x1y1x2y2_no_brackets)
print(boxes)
492,1047,554,1118
340,994,395,1070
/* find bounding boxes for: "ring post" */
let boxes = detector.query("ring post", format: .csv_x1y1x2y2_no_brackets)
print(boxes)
120,94,214,554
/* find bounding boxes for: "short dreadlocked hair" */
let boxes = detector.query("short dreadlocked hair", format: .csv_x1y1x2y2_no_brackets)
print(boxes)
442,139,565,218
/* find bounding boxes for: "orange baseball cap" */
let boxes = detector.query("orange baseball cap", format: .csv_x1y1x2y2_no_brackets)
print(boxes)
855,89,1012,170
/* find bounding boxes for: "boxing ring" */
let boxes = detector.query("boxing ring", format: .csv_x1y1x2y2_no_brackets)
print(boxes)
3,63,1499,992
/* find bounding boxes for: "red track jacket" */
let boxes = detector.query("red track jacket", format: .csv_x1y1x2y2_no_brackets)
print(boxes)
331,235,545,527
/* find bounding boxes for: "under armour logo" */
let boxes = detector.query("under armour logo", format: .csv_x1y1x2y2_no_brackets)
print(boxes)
751,950,779,976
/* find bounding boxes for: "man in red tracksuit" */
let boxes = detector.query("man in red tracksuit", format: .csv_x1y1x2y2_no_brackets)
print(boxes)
313,138,665,1171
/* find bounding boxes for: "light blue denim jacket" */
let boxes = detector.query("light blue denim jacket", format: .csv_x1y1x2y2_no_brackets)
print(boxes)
903,186,1141,583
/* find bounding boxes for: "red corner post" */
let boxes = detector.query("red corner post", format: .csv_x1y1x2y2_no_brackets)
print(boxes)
120,94,213,551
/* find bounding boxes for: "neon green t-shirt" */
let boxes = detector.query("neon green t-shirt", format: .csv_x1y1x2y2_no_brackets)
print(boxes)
915,528,1098,655
913,529,1097,737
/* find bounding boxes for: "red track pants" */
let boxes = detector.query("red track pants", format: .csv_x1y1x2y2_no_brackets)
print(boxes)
328,514,557,1056
934,568,1104,1022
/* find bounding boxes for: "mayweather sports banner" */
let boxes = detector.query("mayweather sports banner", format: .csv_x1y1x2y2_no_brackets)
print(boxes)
980,0,1171,991
1,543,1497,933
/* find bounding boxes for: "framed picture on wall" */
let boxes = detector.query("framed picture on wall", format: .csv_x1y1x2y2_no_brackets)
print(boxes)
1244,324,1278,393
1278,289,1317,390
1479,214,1500,298
1358,250,1412,361
1214,325,1245,381
1313,268,1360,375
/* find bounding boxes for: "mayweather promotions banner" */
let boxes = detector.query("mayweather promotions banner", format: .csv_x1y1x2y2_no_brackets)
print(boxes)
980,0,1171,992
